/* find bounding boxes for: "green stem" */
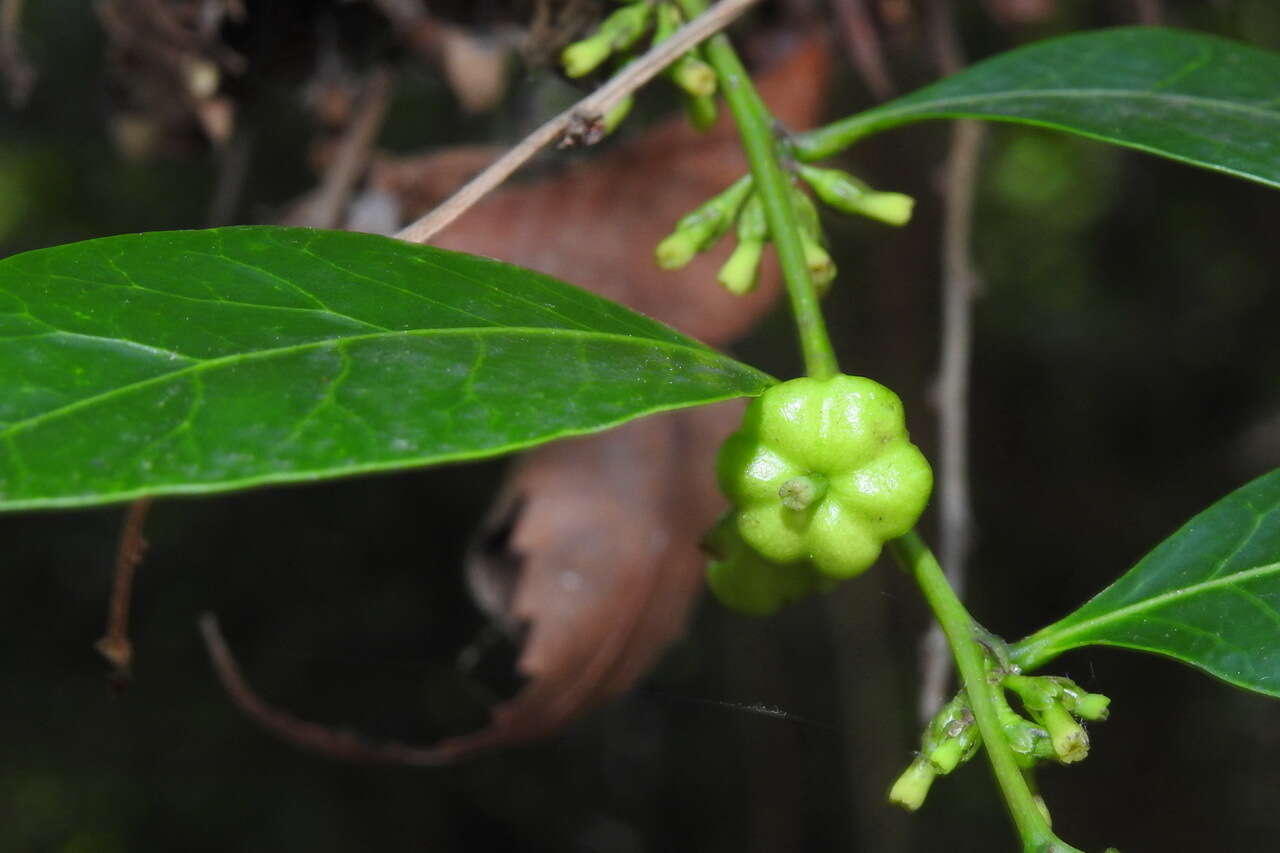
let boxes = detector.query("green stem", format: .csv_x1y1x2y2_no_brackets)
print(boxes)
890,531,1084,853
790,109,907,162
677,0,839,380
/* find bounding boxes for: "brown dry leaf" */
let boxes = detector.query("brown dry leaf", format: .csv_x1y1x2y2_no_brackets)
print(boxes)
370,35,833,758
205,33,833,766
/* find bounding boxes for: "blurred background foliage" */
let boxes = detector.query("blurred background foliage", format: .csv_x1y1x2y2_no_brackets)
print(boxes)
2,1,1279,851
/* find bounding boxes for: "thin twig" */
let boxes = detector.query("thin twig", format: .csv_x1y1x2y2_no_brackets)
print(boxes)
393,0,764,244
1132,0,1162,25
918,0,984,723
198,613,451,765
0,0,35,106
95,497,154,679
205,127,254,226
285,66,395,229
834,0,895,100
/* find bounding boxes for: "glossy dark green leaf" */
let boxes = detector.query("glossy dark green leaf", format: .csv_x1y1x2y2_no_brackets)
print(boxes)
1012,470,1280,696
0,226,773,510
797,27,1280,188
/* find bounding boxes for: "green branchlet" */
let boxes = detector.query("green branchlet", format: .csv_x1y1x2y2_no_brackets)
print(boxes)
799,164,916,226
893,660,1113,812
656,175,753,269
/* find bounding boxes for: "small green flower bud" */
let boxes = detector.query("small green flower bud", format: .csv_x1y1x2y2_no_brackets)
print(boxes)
600,3,653,52
1001,713,1054,768
1040,700,1090,763
889,758,936,812
601,93,633,135
790,185,823,238
655,229,703,270
655,175,753,269
670,53,717,97
652,1,716,97
736,192,768,242
801,233,836,293
799,164,916,226
684,92,718,131
1044,676,1111,721
850,191,916,226
717,238,764,296
1005,675,1089,763
1072,692,1111,721
922,693,980,774
561,4,654,77
652,2,682,42
561,32,613,78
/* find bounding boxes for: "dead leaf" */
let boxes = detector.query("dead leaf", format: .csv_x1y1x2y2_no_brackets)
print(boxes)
204,31,833,765
391,34,832,759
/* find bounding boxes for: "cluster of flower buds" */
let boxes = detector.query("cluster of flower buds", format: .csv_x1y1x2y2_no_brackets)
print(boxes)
655,175,837,295
653,160,917,294
560,1,721,137
890,668,1111,813
889,692,981,811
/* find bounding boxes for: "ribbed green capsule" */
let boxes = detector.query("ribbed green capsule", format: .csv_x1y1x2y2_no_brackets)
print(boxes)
702,514,828,615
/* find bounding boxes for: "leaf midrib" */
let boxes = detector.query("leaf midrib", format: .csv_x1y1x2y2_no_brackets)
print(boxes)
1,326,754,442
867,87,1280,129
1019,559,1280,656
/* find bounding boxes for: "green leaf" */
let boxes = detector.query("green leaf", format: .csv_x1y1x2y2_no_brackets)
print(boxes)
796,27,1280,188
0,226,773,510
1012,470,1280,697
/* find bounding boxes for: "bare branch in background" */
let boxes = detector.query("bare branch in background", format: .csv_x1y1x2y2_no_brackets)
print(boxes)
96,497,155,681
282,66,395,229
835,0,895,100
918,0,985,723
0,0,35,105
199,613,457,765
205,127,254,226
394,0,764,245
1132,0,1162,25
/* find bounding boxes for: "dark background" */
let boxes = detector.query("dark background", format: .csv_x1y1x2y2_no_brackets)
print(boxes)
2,1,1279,851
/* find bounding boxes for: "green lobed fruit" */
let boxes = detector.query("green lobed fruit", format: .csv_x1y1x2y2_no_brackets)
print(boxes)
717,375,933,579
702,515,829,615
